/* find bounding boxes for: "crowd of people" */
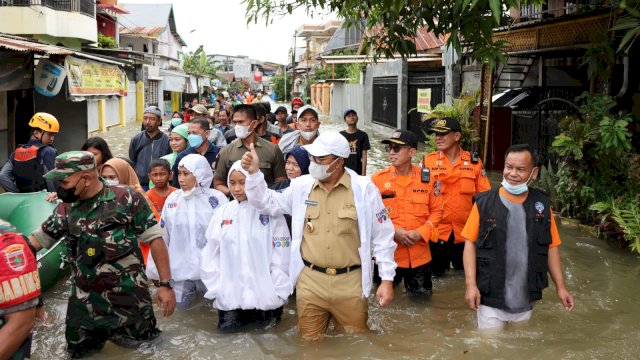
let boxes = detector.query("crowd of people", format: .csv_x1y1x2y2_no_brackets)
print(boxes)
0,94,575,358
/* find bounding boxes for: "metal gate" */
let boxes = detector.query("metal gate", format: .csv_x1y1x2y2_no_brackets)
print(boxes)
512,97,580,164
407,72,445,142
147,80,159,107
372,76,398,128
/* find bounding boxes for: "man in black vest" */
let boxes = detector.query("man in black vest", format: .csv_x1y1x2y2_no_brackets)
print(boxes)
461,144,574,330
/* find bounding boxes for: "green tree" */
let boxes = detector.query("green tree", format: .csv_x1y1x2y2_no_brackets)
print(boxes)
271,70,289,102
180,46,222,100
245,0,544,70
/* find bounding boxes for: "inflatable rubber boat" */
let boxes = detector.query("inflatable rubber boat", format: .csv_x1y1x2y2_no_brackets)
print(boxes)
0,191,67,290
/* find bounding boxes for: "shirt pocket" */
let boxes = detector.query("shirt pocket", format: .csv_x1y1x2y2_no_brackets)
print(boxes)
336,204,358,236
412,193,430,217
259,161,272,175
303,204,320,236
459,172,477,194
381,195,398,219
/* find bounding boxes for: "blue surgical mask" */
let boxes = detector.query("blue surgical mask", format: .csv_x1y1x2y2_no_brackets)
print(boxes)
171,118,182,127
188,134,204,148
501,169,535,195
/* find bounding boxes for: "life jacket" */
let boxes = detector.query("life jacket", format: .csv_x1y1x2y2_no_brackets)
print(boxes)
0,232,42,309
474,188,552,310
11,143,48,193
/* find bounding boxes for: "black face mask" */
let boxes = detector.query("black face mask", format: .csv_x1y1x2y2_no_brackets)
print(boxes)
57,177,86,203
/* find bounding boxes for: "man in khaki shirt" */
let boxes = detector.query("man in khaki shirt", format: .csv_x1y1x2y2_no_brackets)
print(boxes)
241,131,397,341
214,104,286,196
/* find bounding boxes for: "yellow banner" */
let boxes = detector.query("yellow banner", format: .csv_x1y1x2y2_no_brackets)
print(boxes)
417,88,431,113
65,56,127,97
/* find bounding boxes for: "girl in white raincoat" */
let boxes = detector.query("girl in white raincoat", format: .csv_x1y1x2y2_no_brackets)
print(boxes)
146,154,228,308
200,160,292,332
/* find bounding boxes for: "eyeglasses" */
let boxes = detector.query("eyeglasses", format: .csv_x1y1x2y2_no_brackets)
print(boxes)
309,155,336,163
385,144,411,153
285,161,300,168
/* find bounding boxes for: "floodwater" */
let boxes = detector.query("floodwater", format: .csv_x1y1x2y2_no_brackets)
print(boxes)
31,114,640,359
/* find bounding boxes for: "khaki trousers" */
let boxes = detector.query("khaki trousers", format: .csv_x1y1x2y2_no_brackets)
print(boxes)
295,267,369,340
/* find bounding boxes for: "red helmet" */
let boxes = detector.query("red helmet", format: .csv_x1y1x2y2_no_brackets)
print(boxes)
291,97,304,107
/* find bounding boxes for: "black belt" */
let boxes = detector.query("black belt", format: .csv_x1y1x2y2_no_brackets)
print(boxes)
302,259,360,276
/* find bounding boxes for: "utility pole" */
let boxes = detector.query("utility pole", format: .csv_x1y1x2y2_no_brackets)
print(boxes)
284,63,287,102
291,30,297,101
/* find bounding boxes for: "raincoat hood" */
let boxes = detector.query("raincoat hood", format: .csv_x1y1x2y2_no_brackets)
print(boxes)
178,154,213,189
227,160,250,188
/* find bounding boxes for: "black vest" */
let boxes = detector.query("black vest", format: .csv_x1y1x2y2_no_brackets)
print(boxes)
11,143,47,193
474,187,552,310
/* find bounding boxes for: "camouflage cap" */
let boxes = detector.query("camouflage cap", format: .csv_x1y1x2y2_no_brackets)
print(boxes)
43,151,96,180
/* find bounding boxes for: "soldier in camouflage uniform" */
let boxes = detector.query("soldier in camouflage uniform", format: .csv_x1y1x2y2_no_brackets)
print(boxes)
28,151,176,358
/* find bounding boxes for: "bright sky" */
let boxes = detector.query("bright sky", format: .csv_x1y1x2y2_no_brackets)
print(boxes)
120,0,335,64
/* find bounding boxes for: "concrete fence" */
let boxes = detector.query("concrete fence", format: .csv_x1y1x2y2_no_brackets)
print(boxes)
330,83,364,122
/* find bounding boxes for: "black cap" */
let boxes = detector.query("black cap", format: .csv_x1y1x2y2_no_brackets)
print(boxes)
426,117,461,134
275,106,288,114
381,129,418,149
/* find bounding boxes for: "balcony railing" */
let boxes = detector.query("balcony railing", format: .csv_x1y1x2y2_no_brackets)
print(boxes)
511,0,609,25
0,0,95,18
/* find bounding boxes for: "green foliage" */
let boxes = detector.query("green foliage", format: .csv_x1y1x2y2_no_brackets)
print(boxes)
244,0,544,70
611,0,640,53
551,93,638,225
581,33,615,85
425,88,481,150
98,34,116,49
590,194,640,253
271,70,289,101
181,46,221,79
536,161,560,210
310,63,362,83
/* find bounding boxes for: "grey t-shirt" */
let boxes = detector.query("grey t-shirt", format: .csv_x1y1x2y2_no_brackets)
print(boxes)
499,193,532,313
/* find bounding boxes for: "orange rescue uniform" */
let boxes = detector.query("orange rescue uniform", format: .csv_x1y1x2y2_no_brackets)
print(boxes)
371,165,443,268
422,148,490,243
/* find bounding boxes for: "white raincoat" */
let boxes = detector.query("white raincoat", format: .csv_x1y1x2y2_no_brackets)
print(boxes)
200,161,292,311
146,154,228,281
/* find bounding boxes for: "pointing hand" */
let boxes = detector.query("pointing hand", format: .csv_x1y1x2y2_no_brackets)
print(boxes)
241,142,260,174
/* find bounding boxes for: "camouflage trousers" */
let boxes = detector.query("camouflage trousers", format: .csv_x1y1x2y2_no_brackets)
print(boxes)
65,291,160,358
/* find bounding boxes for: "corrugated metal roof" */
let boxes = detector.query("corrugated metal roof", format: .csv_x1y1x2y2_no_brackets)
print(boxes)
0,34,73,55
0,34,128,66
120,26,165,37
414,28,447,51
119,3,186,46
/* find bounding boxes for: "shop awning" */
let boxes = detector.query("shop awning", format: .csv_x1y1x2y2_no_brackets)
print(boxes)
160,69,188,92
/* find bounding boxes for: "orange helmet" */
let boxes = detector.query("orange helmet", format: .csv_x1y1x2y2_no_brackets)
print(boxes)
28,112,59,133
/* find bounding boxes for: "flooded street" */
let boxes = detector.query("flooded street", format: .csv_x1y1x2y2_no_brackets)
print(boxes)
32,115,640,359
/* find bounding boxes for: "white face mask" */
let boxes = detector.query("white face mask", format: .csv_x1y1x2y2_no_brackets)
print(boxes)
104,179,119,186
300,130,317,141
501,169,535,195
309,158,338,181
235,124,253,139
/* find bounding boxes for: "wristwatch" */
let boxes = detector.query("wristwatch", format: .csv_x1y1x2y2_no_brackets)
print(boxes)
158,279,175,289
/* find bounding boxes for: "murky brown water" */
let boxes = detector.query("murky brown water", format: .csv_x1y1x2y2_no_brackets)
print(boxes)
31,115,640,359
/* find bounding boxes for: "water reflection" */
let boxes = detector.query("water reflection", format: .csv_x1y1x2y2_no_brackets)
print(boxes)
31,116,640,359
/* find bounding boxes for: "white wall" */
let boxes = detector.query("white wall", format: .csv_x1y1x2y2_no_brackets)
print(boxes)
87,100,99,133
125,81,137,122
121,36,153,54
105,98,120,128
331,83,364,123
0,6,97,45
